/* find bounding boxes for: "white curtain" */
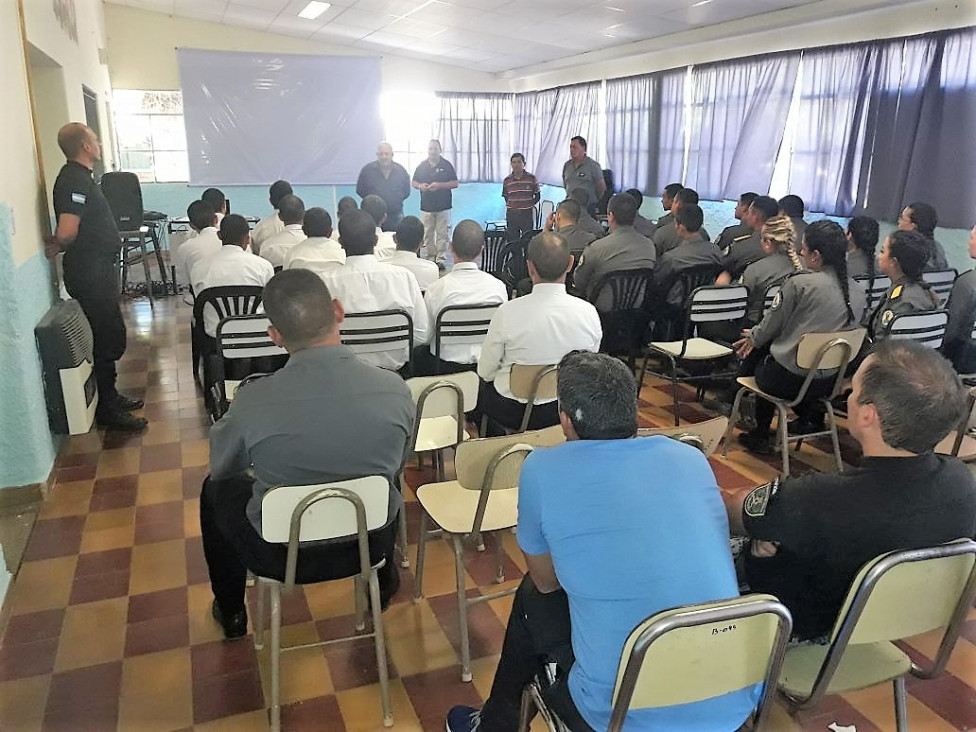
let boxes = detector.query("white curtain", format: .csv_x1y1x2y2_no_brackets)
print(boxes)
434,93,514,183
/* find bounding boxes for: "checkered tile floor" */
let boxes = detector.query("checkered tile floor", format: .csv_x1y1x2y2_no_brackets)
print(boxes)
1,297,974,731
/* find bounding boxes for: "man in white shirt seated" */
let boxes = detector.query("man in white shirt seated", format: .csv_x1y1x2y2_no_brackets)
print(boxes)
320,209,429,373
251,179,292,255
283,207,345,275
191,214,275,339
361,194,397,260
477,231,602,433
176,199,221,293
259,194,306,269
201,187,227,227
415,219,508,376
388,216,440,291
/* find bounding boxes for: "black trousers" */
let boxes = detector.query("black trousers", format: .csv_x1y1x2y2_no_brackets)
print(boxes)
506,209,535,243
383,212,403,232
747,355,834,435
410,345,478,377
480,576,594,731
478,380,560,435
75,295,126,409
199,475,400,614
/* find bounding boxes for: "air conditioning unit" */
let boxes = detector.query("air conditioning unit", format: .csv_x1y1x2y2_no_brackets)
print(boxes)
35,300,98,435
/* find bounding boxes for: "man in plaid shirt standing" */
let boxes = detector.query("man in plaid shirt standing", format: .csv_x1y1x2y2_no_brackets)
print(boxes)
502,153,541,242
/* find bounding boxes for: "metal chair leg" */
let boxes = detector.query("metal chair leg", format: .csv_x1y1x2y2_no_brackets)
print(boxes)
825,399,844,472
722,388,746,457
777,404,791,476
413,511,429,601
452,534,472,682
269,583,282,732
254,579,267,650
518,685,537,732
368,568,395,727
353,575,366,632
893,676,909,732
667,354,680,426
139,236,154,307
495,532,506,584
398,504,410,569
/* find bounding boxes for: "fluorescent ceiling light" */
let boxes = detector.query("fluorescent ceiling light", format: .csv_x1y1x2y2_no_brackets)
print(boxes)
391,0,444,22
605,5,625,11
691,0,713,6
298,1,331,20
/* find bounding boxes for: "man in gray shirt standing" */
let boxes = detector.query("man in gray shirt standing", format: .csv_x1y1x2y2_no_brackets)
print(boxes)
562,136,606,215
200,269,415,639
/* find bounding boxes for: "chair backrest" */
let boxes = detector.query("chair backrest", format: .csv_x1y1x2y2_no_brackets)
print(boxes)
406,371,480,417
661,265,725,310
192,286,265,335
509,364,558,403
687,285,749,325
434,304,499,357
500,235,535,291
922,269,957,305
536,199,555,229
762,283,782,318
885,310,949,349
101,171,144,230
830,541,976,647
482,231,509,274
261,476,391,543
454,427,564,490
854,274,892,313
636,416,729,457
215,314,287,361
339,309,414,355
795,329,867,371
608,595,792,731
589,268,655,313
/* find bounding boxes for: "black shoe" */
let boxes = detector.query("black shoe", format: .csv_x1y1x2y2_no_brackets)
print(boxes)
792,418,827,436
96,409,148,433
738,431,773,455
211,599,248,640
114,393,145,411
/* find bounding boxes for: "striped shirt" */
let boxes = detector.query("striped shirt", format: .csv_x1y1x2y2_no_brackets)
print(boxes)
502,172,540,211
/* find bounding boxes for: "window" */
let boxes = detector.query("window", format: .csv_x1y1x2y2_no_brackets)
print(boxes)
380,91,439,178
112,90,189,183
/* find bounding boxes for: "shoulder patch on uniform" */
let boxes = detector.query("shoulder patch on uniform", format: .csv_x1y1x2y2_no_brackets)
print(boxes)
770,291,782,310
891,285,903,299
732,233,752,242
71,192,87,205
881,309,895,327
744,478,779,518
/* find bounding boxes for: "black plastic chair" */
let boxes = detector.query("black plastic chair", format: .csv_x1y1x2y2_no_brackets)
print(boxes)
589,268,656,371
481,231,509,278
191,286,265,400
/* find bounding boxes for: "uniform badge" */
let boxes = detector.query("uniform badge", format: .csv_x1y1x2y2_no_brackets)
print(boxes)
71,192,87,205
881,309,894,327
891,285,903,299
770,292,782,310
744,478,779,518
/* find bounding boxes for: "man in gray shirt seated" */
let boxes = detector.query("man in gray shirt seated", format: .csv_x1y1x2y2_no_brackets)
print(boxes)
544,198,598,256
625,188,656,238
653,204,723,306
573,193,656,302
652,187,711,257
569,189,606,238
200,269,415,639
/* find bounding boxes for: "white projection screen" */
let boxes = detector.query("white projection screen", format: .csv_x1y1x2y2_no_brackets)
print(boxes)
177,49,383,185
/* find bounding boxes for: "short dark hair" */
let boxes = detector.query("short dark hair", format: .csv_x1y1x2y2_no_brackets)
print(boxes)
395,216,424,251
451,220,484,261
337,196,358,218
556,198,581,223
778,195,805,218
187,199,216,231
569,188,590,206
888,230,932,279
857,339,966,453
675,187,699,206
607,193,638,226
675,204,704,233
739,192,759,207
510,152,525,163
263,269,336,350
847,215,879,252
528,232,571,281
218,214,250,246
277,194,305,226
557,351,637,439
625,188,644,207
201,187,226,213
269,180,293,208
906,202,938,238
337,209,377,256
361,194,387,227
570,135,587,150
302,207,332,238
664,183,684,198
751,195,779,223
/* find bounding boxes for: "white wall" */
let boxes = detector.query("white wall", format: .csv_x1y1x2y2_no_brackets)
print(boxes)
504,0,976,91
103,4,503,95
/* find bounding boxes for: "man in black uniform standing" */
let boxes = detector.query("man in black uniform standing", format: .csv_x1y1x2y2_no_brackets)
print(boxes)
46,123,146,432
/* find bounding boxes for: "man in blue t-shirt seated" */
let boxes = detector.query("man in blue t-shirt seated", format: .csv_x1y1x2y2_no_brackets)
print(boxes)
447,351,759,732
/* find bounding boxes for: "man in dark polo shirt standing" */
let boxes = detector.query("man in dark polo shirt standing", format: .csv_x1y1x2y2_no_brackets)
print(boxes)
45,123,146,432
412,139,458,270
356,142,411,231
562,136,606,217
726,340,976,640
501,153,540,242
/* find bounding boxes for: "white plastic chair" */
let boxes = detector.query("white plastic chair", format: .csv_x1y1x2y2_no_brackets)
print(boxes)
211,314,288,420
884,310,950,349
921,268,957,306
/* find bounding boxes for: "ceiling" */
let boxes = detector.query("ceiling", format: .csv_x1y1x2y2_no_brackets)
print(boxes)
105,0,886,73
